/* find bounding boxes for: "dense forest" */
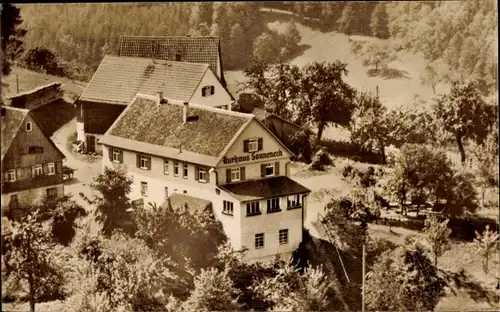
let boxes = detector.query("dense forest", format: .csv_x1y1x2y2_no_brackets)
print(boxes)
16,1,498,94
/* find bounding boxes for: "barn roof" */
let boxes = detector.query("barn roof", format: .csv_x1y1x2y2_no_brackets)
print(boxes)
1,106,30,160
118,35,225,84
79,55,209,105
100,94,253,166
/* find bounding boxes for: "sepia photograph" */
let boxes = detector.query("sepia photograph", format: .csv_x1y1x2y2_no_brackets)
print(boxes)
1,1,499,311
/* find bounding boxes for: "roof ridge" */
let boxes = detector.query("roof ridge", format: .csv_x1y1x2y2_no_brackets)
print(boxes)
3,106,30,113
105,54,210,68
10,82,62,98
133,93,252,119
120,35,220,39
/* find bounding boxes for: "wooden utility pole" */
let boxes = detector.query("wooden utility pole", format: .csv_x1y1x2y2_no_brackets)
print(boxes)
16,74,19,93
362,243,366,312
376,85,379,99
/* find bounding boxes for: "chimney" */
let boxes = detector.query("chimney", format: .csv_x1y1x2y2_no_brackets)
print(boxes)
183,102,188,124
157,91,163,105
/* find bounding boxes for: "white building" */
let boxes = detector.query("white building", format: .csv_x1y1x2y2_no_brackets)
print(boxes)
99,94,310,262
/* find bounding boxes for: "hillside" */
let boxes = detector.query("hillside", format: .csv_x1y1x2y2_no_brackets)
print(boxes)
2,67,86,101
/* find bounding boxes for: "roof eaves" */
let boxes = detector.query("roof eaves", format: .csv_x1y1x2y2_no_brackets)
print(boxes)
215,116,255,163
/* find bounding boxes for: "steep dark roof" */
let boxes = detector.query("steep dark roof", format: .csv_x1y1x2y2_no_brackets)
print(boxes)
79,55,209,105
220,176,311,202
104,95,252,160
119,36,224,82
161,193,213,214
1,106,29,160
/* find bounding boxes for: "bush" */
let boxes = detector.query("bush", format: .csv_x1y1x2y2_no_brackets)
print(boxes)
22,47,69,77
309,147,332,171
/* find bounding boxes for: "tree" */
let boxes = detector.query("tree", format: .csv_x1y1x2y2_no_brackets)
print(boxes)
2,212,65,312
365,245,447,311
420,63,439,94
434,80,497,163
281,21,301,57
358,42,397,74
385,144,455,216
1,3,27,76
337,3,354,37
473,225,499,273
251,261,334,311
183,267,242,312
239,58,271,101
252,31,280,61
472,130,499,207
299,61,357,143
81,166,134,236
370,3,389,39
350,91,388,163
228,23,246,69
423,215,452,267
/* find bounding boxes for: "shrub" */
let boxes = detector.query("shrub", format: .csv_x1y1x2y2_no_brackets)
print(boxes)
310,147,332,171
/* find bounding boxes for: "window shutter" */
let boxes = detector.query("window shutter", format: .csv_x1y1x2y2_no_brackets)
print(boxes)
261,164,265,178
240,167,246,181
202,87,206,97
195,167,199,180
206,168,210,183
210,85,215,95
109,148,113,162
258,138,263,151
119,150,123,163
275,162,280,175
226,169,231,183
136,154,141,168
147,156,152,170
243,139,249,152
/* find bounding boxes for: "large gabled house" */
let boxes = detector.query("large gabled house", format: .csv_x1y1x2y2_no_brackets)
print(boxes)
75,55,234,154
119,35,226,86
1,106,65,210
99,93,310,262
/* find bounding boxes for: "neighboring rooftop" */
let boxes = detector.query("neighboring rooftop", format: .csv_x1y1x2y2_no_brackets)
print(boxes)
101,94,252,165
119,35,224,83
220,176,311,202
1,106,29,160
79,55,209,105
161,193,213,214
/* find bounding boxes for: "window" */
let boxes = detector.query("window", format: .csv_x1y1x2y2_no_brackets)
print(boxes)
46,187,58,199
164,159,169,175
112,149,121,163
223,200,234,215
141,182,148,197
47,163,55,175
32,164,43,177
175,53,182,61
198,168,207,182
25,122,32,132
202,85,215,97
9,194,19,208
264,164,274,177
174,162,179,176
279,229,289,245
164,187,169,199
248,138,259,152
6,170,16,182
255,233,264,249
28,146,43,154
140,156,149,170
246,201,261,216
183,164,188,179
287,194,301,209
183,190,187,194
267,197,280,213
230,168,240,182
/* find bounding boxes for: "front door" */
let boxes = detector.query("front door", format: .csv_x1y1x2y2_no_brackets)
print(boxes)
87,135,96,153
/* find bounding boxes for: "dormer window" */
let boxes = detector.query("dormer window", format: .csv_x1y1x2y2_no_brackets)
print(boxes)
201,85,215,97
26,122,32,132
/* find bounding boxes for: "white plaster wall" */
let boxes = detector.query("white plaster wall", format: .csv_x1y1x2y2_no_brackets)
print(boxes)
239,197,303,261
190,70,232,108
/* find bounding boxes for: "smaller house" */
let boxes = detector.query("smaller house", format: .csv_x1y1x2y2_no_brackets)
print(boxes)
76,55,234,154
1,106,66,210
